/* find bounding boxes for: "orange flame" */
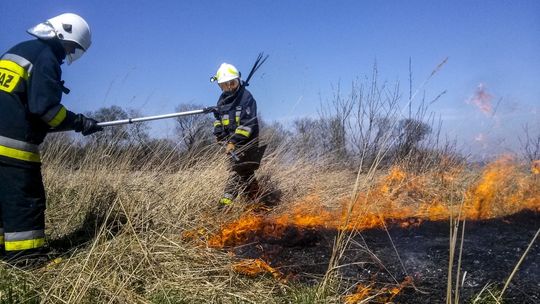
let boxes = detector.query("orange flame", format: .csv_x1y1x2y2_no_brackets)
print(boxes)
344,276,413,303
465,155,540,218
208,157,540,248
232,258,283,280
532,160,540,175
344,284,372,304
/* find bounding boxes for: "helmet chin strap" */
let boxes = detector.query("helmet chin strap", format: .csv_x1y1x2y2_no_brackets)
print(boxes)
61,41,85,65
222,85,240,97
60,41,73,65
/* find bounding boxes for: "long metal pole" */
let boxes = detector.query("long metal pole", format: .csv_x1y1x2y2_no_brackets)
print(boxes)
98,107,241,161
97,109,208,127
59,107,243,160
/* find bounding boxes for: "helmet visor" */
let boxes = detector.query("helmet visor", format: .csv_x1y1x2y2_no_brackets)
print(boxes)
218,79,240,92
66,47,85,65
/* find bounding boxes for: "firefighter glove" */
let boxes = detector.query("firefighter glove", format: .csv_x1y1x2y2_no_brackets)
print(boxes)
74,114,103,136
225,142,235,154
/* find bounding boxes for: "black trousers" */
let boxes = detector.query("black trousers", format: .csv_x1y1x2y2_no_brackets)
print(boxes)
0,162,46,254
223,144,262,200
224,162,258,200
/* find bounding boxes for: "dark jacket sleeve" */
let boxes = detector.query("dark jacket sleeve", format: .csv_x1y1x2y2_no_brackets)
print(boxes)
27,48,77,130
229,91,258,145
213,98,226,141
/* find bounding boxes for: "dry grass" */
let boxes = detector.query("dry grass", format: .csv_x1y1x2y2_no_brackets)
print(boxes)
0,140,346,303
0,135,538,303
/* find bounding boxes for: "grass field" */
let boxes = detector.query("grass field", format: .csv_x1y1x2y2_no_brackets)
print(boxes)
1,138,538,303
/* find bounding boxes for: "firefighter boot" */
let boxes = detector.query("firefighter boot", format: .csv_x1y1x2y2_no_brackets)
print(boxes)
218,194,234,210
4,247,51,269
0,232,4,259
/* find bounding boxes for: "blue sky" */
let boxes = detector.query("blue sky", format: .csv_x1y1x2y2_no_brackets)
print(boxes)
2,1,539,157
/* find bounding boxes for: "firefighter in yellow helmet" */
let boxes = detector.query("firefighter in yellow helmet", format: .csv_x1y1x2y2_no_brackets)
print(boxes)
0,13,102,266
211,63,261,207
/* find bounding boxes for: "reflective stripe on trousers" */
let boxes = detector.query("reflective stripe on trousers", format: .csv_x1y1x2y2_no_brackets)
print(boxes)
235,126,252,138
4,229,45,251
0,135,41,163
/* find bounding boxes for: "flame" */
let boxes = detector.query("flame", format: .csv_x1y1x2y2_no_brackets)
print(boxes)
465,155,540,219
344,276,413,303
344,284,372,304
232,258,283,280
465,156,514,219
532,160,540,175
208,157,539,248
207,213,265,247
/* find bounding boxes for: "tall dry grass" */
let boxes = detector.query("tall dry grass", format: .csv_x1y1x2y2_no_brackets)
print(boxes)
1,128,538,303
0,132,356,303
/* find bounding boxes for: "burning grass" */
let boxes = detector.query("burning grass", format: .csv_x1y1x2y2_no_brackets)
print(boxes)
208,157,540,249
1,140,538,303
204,156,539,303
344,276,413,304
232,258,284,280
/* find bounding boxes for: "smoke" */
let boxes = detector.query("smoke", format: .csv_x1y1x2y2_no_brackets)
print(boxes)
474,133,486,142
467,83,493,115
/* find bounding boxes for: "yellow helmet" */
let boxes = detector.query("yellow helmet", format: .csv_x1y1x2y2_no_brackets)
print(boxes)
210,63,240,84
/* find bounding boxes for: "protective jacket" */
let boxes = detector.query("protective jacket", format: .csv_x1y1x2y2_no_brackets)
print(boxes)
0,39,81,167
213,86,259,146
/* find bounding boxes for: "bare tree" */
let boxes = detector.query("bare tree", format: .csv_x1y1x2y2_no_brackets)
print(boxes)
519,124,540,162
395,118,432,157
323,63,447,171
87,105,150,146
174,103,214,153
319,82,354,163
345,68,401,171
126,109,150,145
258,118,290,154
291,117,321,159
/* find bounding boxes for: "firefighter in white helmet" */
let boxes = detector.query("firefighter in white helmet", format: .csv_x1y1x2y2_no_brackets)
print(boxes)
211,63,261,207
0,13,102,266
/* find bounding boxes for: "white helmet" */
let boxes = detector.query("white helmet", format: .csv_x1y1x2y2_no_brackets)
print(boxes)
211,63,240,83
27,13,91,64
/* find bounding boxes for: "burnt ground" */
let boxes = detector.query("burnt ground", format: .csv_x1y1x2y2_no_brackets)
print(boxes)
233,210,540,303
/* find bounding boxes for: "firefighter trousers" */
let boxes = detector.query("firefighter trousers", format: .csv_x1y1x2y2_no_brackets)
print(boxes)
223,145,262,201
0,162,46,256
223,164,259,201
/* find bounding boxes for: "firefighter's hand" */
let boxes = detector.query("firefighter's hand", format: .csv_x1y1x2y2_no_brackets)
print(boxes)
225,142,235,154
74,114,103,136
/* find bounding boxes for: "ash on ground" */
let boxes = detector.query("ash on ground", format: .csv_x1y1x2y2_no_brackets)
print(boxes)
233,210,540,303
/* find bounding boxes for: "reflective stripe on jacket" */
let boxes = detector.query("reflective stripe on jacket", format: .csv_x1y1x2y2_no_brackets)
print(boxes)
0,39,78,165
213,86,259,146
